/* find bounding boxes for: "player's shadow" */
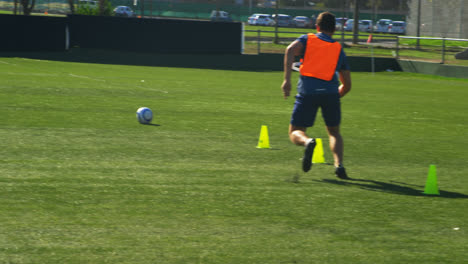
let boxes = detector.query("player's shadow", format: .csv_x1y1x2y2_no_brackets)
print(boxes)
318,178,468,198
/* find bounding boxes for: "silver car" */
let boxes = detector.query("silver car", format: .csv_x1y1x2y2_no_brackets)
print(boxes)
335,17,348,31
344,19,354,31
359,20,373,32
210,10,232,22
389,21,406,34
248,14,275,26
376,19,393,33
113,6,134,17
272,14,294,27
293,16,312,28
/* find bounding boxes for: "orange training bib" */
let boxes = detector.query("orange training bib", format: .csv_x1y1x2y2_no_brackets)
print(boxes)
299,33,342,81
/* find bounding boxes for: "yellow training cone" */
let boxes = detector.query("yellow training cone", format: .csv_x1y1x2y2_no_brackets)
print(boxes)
312,138,326,164
424,164,439,195
256,125,270,149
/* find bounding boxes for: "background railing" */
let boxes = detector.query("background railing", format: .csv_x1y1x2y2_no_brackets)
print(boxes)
243,29,468,66
244,29,399,54
396,36,468,64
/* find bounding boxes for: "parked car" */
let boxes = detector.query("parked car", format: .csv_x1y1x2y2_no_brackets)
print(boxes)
248,14,275,26
78,0,97,8
113,6,134,17
248,13,262,24
376,19,393,33
344,19,354,31
272,14,294,27
293,16,313,28
310,15,316,28
389,21,406,34
210,10,232,22
248,14,262,25
335,17,348,31
359,20,373,32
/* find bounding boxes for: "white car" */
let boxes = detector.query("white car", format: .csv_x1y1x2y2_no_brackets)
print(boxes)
376,19,393,33
248,13,262,25
272,14,294,27
335,17,347,31
359,20,373,32
113,6,134,17
344,19,354,31
210,10,232,22
248,14,275,26
293,16,312,28
389,21,406,34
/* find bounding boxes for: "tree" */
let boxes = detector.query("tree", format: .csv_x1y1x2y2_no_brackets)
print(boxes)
20,0,35,15
76,0,112,16
281,0,314,7
322,0,349,8
323,0,409,10
352,0,360,44
68,0,75,14
365,0,408,11
98,0,112,16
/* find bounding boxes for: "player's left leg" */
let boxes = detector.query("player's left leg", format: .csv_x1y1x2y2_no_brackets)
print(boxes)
288,125,309,146
289,94,319,172
289,125,316,172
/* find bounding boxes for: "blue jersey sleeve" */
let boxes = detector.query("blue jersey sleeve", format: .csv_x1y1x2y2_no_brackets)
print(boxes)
297,34,308,55
297,34,308,45
337,49,350,71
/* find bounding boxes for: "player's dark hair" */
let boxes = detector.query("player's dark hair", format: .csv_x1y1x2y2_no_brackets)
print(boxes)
316,12,336,33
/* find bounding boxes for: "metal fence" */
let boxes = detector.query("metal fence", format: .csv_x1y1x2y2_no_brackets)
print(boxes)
396,36,468,64
244,29,468,65
407,0,468,39
244,29,399,53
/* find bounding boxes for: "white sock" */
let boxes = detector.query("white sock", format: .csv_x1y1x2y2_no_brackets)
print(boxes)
305,138,313,147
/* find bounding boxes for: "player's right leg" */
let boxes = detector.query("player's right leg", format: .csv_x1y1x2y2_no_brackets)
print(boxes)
321,93,350,180
326,126,349,179
326,125,344,168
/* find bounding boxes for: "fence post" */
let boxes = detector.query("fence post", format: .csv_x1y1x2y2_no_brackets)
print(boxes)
441,37,446,64
416,0,421,49
257,30,261,54
396,36,400,59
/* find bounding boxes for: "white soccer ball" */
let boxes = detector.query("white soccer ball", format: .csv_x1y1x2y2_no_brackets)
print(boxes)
136,107,153,124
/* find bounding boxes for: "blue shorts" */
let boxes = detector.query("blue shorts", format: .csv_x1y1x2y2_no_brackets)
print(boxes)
290,93,341,127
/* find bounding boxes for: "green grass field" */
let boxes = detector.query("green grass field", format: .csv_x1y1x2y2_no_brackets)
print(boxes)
1,57,467,263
